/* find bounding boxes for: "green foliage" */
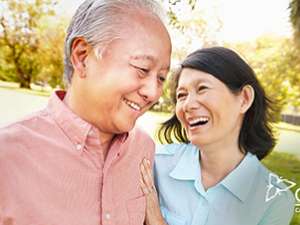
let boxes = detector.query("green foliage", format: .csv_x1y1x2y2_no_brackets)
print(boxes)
0,0,57,88
165,0,197,30
152,71,174,112
290,0,300,42
227,36,300,116
35,17,66,88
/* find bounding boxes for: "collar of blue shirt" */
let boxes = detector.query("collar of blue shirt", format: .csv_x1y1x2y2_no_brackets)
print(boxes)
168,144,260,202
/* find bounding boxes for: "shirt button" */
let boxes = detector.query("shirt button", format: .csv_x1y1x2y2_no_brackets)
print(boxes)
105,213,111,220
76,144,82,150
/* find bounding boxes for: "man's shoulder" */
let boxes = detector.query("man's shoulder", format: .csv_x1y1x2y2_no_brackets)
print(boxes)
126,127,155,158
0,110,50,152
129,126,154,143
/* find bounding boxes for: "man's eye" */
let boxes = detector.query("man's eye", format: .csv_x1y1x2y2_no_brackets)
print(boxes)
134,66,149,75
139,68,149,73
131,64,149,75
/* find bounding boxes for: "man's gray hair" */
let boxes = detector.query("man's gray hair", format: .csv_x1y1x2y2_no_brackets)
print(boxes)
64,0,165,85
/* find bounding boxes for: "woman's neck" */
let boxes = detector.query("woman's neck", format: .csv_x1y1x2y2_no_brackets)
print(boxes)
198,142,245,190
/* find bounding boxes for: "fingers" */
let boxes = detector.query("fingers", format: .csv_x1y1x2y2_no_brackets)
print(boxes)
140,176,152,195
140,158,156,195
140,159,164,225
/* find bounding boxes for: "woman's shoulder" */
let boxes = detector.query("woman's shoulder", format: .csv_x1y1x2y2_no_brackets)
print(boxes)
257,162,294,196
154,143,199,173
155,142,197,156
255,160,295,214
257,165,295,224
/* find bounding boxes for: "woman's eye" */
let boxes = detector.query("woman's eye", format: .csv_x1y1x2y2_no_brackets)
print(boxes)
158,76,166,84
176,93,186,100
198,86,208,92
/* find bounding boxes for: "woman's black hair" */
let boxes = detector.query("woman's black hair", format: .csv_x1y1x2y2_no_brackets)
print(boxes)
158,47,276,160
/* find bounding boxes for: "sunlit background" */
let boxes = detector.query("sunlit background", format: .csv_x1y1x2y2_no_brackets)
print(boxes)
0,0,300,223
57,0,292,42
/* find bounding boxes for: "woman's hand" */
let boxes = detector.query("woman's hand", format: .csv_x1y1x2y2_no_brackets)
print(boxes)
140,158,167,225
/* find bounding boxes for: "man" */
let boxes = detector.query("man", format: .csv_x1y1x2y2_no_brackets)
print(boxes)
0,0,171,224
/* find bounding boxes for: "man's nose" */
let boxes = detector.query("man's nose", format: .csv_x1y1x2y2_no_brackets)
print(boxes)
138,77,160,102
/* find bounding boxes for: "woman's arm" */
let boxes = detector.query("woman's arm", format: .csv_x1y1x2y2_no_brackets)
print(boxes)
140,158,168,225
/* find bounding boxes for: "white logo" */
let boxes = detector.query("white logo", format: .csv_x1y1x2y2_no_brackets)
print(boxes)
265,173,296,202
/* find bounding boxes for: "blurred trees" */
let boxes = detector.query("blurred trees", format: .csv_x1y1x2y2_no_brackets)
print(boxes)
288,0,300,113
35,17,65,89
228,36,300,115
0,0,59,88
155,0,300,115
290,0,300,42
0,0,298,115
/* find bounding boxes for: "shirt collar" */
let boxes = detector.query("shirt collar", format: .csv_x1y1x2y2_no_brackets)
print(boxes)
220,152,260,202
47,90,128,152
169,144,200,180
168,144,260,202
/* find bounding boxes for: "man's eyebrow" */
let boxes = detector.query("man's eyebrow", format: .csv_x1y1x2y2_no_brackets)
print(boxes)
130,55,170,71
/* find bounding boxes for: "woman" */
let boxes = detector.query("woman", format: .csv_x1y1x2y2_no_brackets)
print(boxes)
140,47,294,225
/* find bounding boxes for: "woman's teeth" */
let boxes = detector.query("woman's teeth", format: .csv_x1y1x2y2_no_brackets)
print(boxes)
123,98,141,111
189,117,209,127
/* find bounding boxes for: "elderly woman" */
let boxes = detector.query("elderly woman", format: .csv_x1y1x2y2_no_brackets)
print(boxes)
140,47,294,225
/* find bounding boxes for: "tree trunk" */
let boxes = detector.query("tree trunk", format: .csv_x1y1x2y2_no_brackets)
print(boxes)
16,65,31,89
17,72,31,89
19,79,31,89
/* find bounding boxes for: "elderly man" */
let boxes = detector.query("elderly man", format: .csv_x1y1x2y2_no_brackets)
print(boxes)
0,0,171,224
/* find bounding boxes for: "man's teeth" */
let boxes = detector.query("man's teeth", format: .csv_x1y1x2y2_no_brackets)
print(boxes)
189,117,209,126
124,99,141,111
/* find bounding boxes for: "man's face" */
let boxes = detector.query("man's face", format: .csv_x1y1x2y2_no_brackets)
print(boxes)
76,14,171,136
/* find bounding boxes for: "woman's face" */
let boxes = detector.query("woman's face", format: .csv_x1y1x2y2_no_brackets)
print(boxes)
175,68,247,148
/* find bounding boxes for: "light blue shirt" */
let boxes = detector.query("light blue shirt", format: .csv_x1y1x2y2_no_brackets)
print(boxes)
154,143,295,225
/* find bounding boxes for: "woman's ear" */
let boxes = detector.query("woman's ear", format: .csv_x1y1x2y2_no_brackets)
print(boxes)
70,37,91,78
240,85,255,113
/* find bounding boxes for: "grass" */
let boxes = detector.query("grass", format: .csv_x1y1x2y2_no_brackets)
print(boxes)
275,122,300,133
262,152,300,225
0,81,52,97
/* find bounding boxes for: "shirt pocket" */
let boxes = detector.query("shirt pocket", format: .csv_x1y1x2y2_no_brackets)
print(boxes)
126,196,146,225
161,207,187,225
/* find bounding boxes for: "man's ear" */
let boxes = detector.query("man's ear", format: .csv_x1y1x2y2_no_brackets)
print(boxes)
240,85,255,113
70,37,90,78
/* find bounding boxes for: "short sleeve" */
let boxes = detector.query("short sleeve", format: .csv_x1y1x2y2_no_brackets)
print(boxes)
258,190,295,225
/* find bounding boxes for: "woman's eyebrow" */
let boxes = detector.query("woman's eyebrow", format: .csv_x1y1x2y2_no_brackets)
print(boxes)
130,54,155,62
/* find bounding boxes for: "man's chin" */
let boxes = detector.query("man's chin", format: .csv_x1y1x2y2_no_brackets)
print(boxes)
115,120,136,134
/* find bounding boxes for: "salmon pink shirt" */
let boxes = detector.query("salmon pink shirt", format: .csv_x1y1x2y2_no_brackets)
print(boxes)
0,90,154,225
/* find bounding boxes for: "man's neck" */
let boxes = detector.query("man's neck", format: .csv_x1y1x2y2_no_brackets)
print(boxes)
99,133,114,160
64,90,114,160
